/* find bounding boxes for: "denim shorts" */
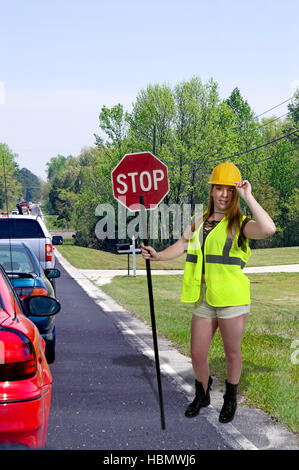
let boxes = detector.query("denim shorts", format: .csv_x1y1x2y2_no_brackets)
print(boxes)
193,283,250,320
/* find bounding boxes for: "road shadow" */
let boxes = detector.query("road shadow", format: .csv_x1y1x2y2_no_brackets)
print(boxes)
112,353,166,405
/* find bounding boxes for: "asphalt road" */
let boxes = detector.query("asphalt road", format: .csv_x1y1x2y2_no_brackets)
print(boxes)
46,259,238,451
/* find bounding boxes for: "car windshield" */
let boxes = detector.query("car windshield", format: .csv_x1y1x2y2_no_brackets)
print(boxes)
0,246,38,274
0,219,44,238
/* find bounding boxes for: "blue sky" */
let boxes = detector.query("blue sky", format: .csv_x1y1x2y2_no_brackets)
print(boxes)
0,0,298,179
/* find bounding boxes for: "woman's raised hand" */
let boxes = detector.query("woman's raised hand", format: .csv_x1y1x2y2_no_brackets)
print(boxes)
235,180,252,200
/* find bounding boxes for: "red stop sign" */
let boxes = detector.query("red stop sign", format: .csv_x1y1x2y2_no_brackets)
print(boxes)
111,152,169,211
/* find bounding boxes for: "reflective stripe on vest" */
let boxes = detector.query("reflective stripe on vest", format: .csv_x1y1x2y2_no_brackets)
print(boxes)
186,253,198,263
186,234,245,268
205,234,246,269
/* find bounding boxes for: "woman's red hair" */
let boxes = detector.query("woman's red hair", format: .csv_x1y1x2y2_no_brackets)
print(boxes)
204,185,243,240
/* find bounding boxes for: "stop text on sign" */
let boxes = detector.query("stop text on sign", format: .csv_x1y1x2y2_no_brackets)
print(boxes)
116,169,165,194
111,152,169,211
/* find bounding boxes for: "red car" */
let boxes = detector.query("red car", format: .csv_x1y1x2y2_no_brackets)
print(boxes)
0,265,60,448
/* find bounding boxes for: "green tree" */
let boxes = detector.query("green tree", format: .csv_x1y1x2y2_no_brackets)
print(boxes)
18,167,41,202
286,88,299,145
46,154,68,181
284,187,299,245
127,83,175,153
95,104,128,151
0,143,21,211
47,156,80,220
46,155,73,214
288,89,299,124
72,146,117,248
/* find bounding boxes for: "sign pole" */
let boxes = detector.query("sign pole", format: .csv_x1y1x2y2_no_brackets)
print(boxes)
140,194,166,430
153,124,157,155
132,236,136,277
112,151,169,430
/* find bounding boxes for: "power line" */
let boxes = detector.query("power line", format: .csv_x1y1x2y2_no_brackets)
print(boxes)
167,145,299,173
205,128,299,164
218,102,292,134
255,97,293,118
237,145,299,167
164,128,299,167
158,96,296,166
254,112,289,128
191,111,292,162
198,111,291,156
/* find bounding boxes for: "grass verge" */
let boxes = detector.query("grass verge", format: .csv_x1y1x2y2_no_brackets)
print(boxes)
100,272,299,434
56,244,299,270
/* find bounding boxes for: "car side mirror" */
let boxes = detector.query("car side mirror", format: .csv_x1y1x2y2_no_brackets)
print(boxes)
52,236,63,245
44,268,61,279
22,295,61,317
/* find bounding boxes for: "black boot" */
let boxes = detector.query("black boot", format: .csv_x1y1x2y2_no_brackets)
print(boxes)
219,380,238,423
185,376,213,418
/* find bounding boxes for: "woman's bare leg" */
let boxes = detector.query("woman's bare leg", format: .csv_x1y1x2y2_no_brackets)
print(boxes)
190,315,218,391
218,314,248,384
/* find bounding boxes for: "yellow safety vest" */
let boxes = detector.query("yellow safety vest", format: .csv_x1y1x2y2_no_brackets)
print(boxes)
181,215,251,306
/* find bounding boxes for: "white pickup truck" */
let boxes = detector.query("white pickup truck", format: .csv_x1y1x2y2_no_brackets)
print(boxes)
0,214,57,270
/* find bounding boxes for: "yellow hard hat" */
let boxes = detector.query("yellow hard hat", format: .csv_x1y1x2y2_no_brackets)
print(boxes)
209,162,241,186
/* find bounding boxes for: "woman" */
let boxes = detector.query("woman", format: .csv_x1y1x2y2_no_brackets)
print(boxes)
141,162,276,423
